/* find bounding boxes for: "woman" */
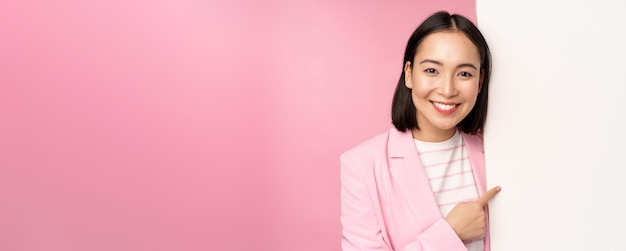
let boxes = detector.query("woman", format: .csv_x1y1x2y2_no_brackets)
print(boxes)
340,11,501,251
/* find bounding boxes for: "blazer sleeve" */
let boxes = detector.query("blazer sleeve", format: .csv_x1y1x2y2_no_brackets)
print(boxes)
340,153,468,251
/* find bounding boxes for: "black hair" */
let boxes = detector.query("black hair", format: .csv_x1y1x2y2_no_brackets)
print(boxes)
391,11,492,134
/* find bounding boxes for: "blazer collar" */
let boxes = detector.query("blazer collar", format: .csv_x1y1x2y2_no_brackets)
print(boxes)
387,128,441,226
464,132,486,197
387,128,484,156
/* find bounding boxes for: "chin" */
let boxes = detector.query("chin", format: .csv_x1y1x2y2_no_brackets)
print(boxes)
432,123,458,131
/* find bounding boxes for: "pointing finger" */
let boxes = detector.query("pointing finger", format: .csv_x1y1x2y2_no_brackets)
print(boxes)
477,186,501,206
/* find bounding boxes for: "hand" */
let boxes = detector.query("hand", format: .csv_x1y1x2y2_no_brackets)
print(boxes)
445,186,501,242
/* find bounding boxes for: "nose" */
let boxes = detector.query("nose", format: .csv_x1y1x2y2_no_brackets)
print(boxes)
438,74,458,97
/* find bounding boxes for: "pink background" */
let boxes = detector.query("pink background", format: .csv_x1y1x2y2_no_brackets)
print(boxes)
0,1,474,250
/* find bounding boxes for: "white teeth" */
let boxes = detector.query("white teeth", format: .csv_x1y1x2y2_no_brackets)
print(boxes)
433,102,456,111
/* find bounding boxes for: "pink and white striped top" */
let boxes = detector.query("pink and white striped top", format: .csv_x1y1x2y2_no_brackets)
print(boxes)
414,130,484,251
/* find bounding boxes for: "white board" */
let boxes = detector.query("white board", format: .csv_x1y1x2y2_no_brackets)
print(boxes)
477,1,626,250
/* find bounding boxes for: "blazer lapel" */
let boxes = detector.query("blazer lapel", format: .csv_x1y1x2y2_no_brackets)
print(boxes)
387,128,441,227
462,133,490,251
463,133,486,197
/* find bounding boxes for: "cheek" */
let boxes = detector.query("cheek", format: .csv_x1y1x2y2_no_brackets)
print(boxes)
462,82,481,99
410,79,433,100
463,89,481,110
411,87,430,105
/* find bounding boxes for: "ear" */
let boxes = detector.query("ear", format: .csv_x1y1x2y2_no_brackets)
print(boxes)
404,61,413,89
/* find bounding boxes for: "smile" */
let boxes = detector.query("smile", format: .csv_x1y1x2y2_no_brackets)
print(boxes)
431,101,459,114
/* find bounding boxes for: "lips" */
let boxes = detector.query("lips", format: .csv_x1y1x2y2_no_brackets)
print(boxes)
431,101,459,114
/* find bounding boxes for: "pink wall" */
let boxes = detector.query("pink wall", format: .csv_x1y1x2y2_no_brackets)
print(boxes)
0,1,474,250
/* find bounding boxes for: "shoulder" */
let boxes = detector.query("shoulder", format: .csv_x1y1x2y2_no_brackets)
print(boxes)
341,129,392,163
340,129,394,185
340,127,413,172
340,129,394,178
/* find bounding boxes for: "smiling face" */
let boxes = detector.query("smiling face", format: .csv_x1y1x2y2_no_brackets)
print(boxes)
404,30,483,142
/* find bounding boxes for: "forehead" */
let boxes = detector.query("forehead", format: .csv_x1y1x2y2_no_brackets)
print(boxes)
415,30,480,63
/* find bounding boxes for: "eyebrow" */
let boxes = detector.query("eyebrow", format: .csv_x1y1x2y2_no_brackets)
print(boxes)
419,59,478,70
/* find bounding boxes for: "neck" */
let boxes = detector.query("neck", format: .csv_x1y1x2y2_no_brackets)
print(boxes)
411,127,456,142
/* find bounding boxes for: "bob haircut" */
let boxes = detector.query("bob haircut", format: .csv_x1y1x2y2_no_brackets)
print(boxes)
391,11,492,135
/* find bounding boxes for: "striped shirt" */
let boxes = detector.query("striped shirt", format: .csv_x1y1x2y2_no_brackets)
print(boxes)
414,130,484,251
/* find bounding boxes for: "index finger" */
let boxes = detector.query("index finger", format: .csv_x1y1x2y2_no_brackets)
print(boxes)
477,186,501,206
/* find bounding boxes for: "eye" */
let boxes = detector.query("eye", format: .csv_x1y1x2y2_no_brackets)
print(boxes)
424,68,438,74
458,71,473,78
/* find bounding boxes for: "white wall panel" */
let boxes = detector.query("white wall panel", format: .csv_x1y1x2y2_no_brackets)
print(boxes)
477,1,626,250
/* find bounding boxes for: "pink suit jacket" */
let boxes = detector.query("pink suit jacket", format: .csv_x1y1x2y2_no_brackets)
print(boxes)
340,127,490,251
